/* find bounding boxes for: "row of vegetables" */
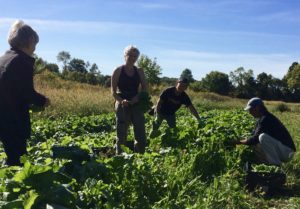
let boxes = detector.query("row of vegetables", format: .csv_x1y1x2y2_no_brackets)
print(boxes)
0,109,285,209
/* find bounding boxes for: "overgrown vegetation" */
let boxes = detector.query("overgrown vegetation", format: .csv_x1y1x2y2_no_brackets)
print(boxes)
1,73,300,208
35,51,300,102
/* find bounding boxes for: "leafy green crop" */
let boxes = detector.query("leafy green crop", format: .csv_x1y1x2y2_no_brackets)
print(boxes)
138,91,153,113
0,108,294,208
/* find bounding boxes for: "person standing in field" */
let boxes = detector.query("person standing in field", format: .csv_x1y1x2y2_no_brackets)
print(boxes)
111,45,148,154
0,20,50,166
234,97,296,166
149,77,201,138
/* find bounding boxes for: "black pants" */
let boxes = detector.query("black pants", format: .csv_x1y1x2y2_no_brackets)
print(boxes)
0,134,27,166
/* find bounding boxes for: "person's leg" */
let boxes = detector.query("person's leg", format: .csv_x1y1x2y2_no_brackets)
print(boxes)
1,135,27,166
131,105,146,154
254,144,269,164
149,114,163,138
258,133,294,165
165,114,176,128
152,114,163,131
115,102,130,154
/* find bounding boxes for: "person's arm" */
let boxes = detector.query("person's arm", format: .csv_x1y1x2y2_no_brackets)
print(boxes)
111,67,129,106
138,68,148,92
235,139,248,145
155,88,170,114
188,104,200,120
155,97,163,114
235,121,263,146
8,58,48,107
131,68,148,104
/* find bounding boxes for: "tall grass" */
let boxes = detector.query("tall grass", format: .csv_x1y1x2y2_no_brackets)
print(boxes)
34,71,114,117
34,71,300,117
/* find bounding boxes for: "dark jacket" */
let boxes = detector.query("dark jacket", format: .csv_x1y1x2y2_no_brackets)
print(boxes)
0,49,46,139
246,111,296,151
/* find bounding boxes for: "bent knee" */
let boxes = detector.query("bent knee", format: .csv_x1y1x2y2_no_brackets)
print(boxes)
258,133,271,144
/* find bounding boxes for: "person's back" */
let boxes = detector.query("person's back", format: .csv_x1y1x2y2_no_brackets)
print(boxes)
0,20,49,166
258,112,296,151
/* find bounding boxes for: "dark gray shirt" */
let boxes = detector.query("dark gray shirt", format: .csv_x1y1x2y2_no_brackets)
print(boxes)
246,112,296,151
159,87,192,115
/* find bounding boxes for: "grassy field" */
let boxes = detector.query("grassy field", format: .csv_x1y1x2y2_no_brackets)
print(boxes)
1,70,298,208
35,71,300,116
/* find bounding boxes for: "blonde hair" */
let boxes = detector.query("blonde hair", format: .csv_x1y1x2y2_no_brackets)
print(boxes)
123,45,140,56
7,20,39,49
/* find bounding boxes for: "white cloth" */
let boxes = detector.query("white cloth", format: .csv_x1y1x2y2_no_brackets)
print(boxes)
255,133,294,165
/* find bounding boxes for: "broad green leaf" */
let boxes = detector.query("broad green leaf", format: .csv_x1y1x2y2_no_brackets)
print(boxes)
23,190,39,209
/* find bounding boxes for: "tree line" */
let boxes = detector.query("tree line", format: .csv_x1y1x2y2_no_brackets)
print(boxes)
34,51,300,102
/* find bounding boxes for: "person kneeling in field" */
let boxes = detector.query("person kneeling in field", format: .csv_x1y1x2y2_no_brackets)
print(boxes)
149,78,201,138
234,97,296,166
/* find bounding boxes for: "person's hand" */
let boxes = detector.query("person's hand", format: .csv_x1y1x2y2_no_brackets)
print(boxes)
226,139,247,146
238,139,248,145
154,106,157,115
148,106,155,116
121,99,130,107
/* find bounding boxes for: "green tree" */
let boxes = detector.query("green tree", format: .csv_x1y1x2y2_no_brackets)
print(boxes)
256,72,285,100
34,56,47,74
85,73,98,85
33,55,59,74
137,54,162,85
68,58,88,73
229,67,256,98
180,68,195,83
201,71,231,95
160,76,178,86
285,63,300,91
57,51,71,71
45,63,59,73
89,63,100,74
189,81,205,92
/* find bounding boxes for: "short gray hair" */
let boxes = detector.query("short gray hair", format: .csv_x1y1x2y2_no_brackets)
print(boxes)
124,45,140,56
7,20,39,49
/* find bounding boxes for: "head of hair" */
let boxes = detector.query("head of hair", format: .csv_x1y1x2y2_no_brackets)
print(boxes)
177,77,189,85
7,20,39,49
123,45,140,57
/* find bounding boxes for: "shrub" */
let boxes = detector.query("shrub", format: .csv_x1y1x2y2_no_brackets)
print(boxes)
273,103,291,112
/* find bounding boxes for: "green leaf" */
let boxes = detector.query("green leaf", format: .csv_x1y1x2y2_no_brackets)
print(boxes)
24,190,39,209
1,200,23,209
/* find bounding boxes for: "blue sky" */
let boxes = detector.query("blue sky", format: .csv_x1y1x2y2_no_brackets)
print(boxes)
0,0,299,80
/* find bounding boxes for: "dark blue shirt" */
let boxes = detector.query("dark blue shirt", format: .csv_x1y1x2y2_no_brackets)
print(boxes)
246,112,296,151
